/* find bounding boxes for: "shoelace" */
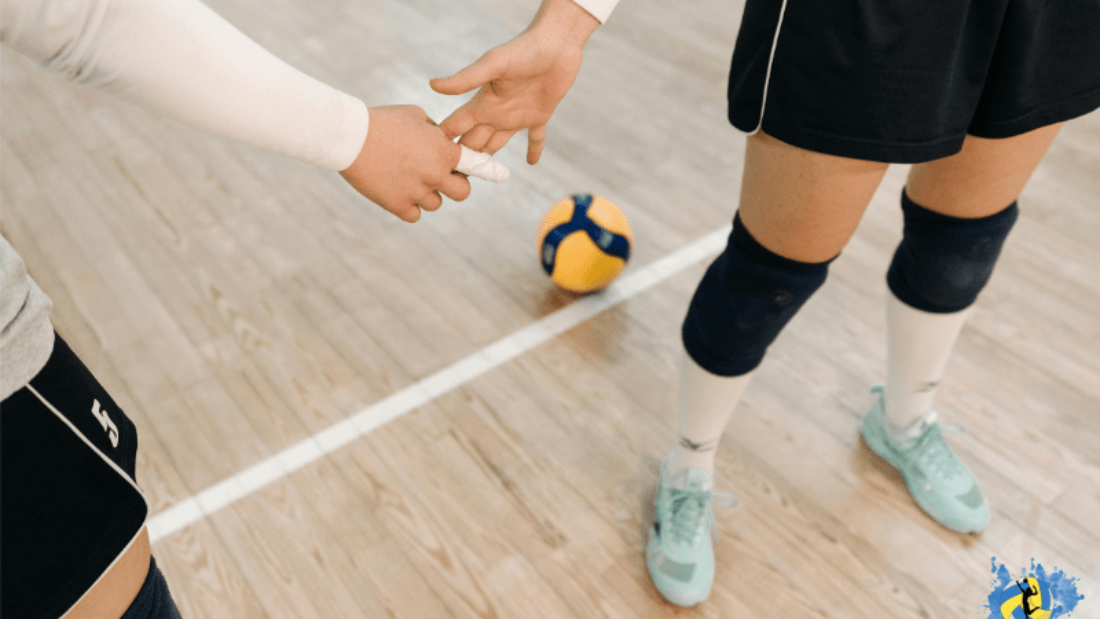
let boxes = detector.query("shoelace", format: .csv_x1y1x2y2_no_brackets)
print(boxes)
664,486,738,547
863,387,970,482
920,440,962,479
915,419,969,481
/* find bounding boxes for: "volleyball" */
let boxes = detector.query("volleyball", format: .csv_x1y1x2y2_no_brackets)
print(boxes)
537,194,632,293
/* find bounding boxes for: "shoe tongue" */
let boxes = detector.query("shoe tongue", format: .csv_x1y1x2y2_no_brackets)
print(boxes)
670,468,713,493
890,410,940,446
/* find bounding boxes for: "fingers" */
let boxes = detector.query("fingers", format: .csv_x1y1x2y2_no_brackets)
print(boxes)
393,203,422,223
417,191,443,212
457,125,517,156
439,172,472,202
485,130,517,155
454,145,511,183
445,137,465,172
457,124,495,152
430,50,505,95
527,124,547,165
439,105,479,141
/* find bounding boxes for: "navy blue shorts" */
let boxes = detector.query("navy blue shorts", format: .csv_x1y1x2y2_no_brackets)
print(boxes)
0,334,174,618
727,0,1100,162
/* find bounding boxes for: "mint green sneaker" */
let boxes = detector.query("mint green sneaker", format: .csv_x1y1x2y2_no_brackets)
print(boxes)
645,456,737,607
861,385,989,534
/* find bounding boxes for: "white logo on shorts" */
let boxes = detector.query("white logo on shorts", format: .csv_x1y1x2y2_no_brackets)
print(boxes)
91,399,120,448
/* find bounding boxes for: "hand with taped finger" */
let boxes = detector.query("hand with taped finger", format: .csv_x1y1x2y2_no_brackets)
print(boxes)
338,106,462,222
430,0,600,164
340,106,510,222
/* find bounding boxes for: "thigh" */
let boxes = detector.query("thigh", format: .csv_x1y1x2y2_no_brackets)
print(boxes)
738,131,890,264
905,123,1063,218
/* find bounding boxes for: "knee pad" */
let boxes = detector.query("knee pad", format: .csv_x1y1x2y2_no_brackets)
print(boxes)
887,190,1018,313
682,212,833,376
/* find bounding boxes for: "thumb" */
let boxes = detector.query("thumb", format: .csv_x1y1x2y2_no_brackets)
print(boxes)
431,50,506,95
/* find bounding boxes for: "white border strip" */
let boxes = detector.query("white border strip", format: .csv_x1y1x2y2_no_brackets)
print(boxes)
148,224,732,543
749,0,790,135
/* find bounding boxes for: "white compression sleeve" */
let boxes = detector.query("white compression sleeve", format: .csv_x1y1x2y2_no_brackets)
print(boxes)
670,348,754,476
571,0,619,23
884,291,970,435
0,0,368,171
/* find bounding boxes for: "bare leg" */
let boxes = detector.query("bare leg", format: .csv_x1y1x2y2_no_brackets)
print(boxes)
672,132,889,476
739,131,890,262
906,123,1063,218
884,124,1064,432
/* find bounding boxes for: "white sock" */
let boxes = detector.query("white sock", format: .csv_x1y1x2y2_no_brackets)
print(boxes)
885,291,970,440
668,349,754,477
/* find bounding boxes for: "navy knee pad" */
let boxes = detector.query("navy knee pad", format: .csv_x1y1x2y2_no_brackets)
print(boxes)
682,212,833,377
887,190,1018,313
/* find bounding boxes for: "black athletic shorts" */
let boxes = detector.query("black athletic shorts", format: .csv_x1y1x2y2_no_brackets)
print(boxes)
1,333,148,619
727,0,1100,162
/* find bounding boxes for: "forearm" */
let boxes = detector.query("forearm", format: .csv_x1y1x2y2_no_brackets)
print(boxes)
0,0,367,171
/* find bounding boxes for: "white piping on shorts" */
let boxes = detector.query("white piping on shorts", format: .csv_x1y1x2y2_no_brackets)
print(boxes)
750,0,791,135
27,384,151,619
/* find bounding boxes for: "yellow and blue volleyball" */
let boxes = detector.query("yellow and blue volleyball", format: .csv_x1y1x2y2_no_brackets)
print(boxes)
537,194,632,293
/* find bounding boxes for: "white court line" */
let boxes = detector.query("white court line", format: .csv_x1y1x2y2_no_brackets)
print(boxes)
147,223,732,543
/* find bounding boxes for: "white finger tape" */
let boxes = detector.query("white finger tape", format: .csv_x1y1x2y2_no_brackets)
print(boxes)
455,145,510,183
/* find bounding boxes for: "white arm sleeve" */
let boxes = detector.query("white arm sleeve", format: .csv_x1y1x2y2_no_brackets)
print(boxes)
0,0,368,171
571,0,619,23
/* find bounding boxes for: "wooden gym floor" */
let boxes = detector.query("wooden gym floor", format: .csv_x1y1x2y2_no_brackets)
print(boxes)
2,0,1098,615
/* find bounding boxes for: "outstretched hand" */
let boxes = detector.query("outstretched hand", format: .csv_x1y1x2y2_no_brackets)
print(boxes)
340,105,470,223
430,0,599,164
